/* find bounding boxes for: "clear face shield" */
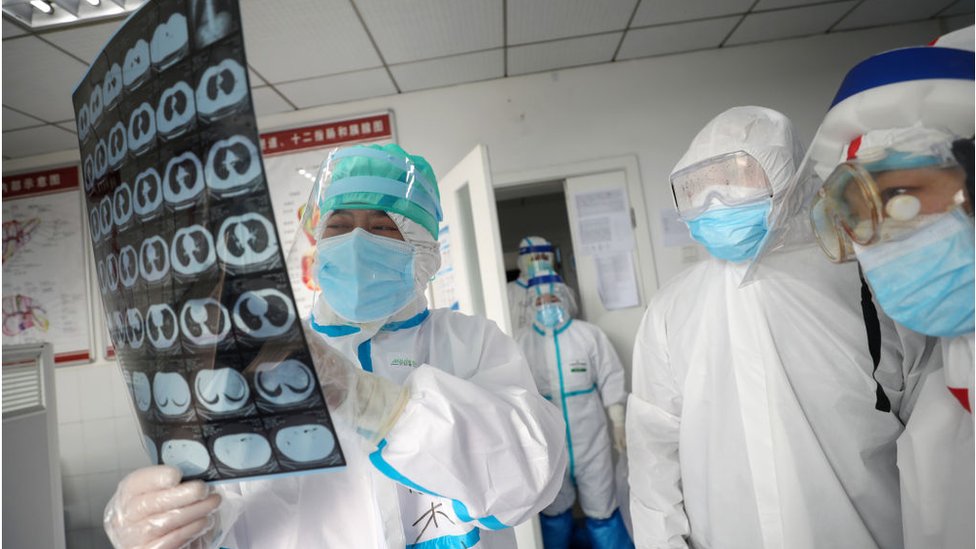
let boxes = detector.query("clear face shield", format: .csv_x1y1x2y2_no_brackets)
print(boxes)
290,145,443,325
809,141,971,262
670,150,774,220
526,271,574,329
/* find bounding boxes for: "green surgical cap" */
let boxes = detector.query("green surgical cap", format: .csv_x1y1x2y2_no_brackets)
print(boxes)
323,143,441,238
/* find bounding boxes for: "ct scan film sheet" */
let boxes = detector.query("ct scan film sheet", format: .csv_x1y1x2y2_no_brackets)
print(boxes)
71,0,345,482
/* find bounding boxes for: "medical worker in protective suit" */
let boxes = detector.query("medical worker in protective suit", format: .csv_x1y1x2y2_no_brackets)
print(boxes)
507,236,578,334
626,106,937,548
805,27,974,549
102,144,568,549
515,267,631,549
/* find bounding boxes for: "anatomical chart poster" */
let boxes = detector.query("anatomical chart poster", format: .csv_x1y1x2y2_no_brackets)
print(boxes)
71,0,344,482
2,167,94,364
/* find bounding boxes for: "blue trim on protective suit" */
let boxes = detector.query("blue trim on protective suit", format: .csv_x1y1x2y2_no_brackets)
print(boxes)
309,316,361,337
831,46,974,108
553,329,575,480
369,440,510,532
515,278,529,289
382,309,430,331
406,527,481,549
564,383,597,398
357,340,373,372
554,318,573,335
527,274,564,288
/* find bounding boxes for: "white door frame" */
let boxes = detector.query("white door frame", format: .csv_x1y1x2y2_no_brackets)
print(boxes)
494,155,662,294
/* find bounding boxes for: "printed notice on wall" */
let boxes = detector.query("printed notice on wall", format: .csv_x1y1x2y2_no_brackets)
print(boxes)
71,0,344,483
573,188,635,256
2,167,94,364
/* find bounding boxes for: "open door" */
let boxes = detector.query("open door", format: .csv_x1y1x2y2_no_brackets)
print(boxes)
435,145,513,335
564,170,658,378
433,145,541,548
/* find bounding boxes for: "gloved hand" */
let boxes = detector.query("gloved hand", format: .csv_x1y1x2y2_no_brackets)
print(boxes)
104,465,221,549
607,403,626,452
303,321,410,445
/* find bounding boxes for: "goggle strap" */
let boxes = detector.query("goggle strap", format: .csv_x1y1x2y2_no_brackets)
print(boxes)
858,266,892,414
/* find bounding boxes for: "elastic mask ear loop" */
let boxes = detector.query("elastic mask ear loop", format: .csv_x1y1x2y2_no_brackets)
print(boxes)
951,137,974,211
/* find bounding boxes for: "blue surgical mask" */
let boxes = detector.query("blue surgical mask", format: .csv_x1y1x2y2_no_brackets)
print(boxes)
316,228,415,323
856,209,975,338
536,302,567,328
527,259,553,278
685,200,771,263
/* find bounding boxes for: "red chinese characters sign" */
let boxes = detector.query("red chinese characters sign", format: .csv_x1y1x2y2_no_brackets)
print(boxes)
2,166,80,199
260,113,393,157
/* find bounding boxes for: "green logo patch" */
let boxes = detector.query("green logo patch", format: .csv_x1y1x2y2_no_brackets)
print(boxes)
391,358,418,368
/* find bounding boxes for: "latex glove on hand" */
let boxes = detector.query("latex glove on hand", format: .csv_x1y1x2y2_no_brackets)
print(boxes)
303,321,410,445
104,465,220,549
607,403,627,452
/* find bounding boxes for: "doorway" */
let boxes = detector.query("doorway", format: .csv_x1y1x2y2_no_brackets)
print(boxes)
495,180,581,300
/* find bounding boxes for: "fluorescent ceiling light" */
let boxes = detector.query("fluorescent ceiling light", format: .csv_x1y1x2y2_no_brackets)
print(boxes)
29,0,53,14
85,0,101,5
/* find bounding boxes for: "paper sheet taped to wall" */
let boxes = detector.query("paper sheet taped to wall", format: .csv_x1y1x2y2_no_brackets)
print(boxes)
573,188,635,256
70,0,344,483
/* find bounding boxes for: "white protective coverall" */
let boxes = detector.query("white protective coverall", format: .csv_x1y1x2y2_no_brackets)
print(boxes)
214,196,568,546
516,312,627,520
626,107,937,549
789,28,976,549
897,335,974,549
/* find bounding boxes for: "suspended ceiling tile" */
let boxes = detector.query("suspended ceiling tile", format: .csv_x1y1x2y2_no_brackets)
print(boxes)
507,0,636,45
2,125,79,158
2,35,88,122
617,16,740,60
753,0,843,11
240,0,381,84
833,0,953,30
275,68,396,109
356,0,502,64
3,107,44,131
41,20,122,65
251,87,294,117
942,13,975,31
941,0,974,16
248,67,267,87
57,121,79,133
3,17,27,37
390,49,503,92
631,0,752,27
726,1,857,45
508,32,621,75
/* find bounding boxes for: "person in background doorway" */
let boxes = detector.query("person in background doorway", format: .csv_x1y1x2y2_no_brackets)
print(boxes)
626,106,937,548
507,236,578,335
806,27,974,549
102,144,568,549
516,267,632,549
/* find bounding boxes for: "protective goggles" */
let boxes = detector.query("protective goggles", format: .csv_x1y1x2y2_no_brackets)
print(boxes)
810,145,969,262
670,150,773,220
312,146,442,239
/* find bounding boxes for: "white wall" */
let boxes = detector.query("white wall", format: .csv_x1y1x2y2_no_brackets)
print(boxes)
251,21,943,287
3,20,946,548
